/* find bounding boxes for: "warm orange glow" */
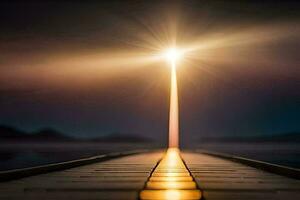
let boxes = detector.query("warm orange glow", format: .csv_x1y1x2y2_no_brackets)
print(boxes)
139,148,201,200
140,189,201,200
149,177,193,181
168,59,179,148
146,181,197,189
165,48,183,64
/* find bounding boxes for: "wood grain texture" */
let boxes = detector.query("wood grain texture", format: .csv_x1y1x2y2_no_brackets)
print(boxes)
182,152,300,200
0,152,163,200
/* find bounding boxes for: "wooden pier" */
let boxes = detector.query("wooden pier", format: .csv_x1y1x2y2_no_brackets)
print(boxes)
0,150,299,200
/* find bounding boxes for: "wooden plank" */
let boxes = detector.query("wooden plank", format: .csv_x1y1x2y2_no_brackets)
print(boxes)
1,151,300,200
0,150,153,182
182,152,300,200
0,152,163,200
198,150,300,179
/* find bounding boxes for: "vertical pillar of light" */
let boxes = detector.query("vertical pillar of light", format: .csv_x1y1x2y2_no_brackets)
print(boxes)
139,48,201,199
139,148,202,200
169,61,179,148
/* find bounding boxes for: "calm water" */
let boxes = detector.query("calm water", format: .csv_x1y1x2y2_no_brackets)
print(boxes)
0,142,299,171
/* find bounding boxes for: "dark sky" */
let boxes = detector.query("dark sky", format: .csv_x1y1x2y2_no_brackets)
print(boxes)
0,0,299,143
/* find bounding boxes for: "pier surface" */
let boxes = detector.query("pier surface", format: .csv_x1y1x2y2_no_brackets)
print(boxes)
182,152,300,200
0,151,299,200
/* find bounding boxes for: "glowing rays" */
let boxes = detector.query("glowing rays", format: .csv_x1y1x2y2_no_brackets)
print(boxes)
2,22,298,90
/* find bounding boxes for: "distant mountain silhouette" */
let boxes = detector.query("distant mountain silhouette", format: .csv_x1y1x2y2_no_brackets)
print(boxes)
30,128,75,142
0,125,29,140
0,125,152,143
198,132,300,143
0,125,75,142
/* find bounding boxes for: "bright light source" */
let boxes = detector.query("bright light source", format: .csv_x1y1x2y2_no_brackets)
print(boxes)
165,48,183,63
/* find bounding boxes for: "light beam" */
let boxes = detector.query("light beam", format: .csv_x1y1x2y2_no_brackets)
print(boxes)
165,48,181,148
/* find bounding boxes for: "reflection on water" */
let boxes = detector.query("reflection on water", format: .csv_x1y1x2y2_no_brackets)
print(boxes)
140,148,201,200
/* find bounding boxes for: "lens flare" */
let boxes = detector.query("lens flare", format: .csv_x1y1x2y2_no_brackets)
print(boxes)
165,48,183,64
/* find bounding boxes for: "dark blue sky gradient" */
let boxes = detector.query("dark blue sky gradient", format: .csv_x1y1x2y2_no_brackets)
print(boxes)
0,1,299,143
